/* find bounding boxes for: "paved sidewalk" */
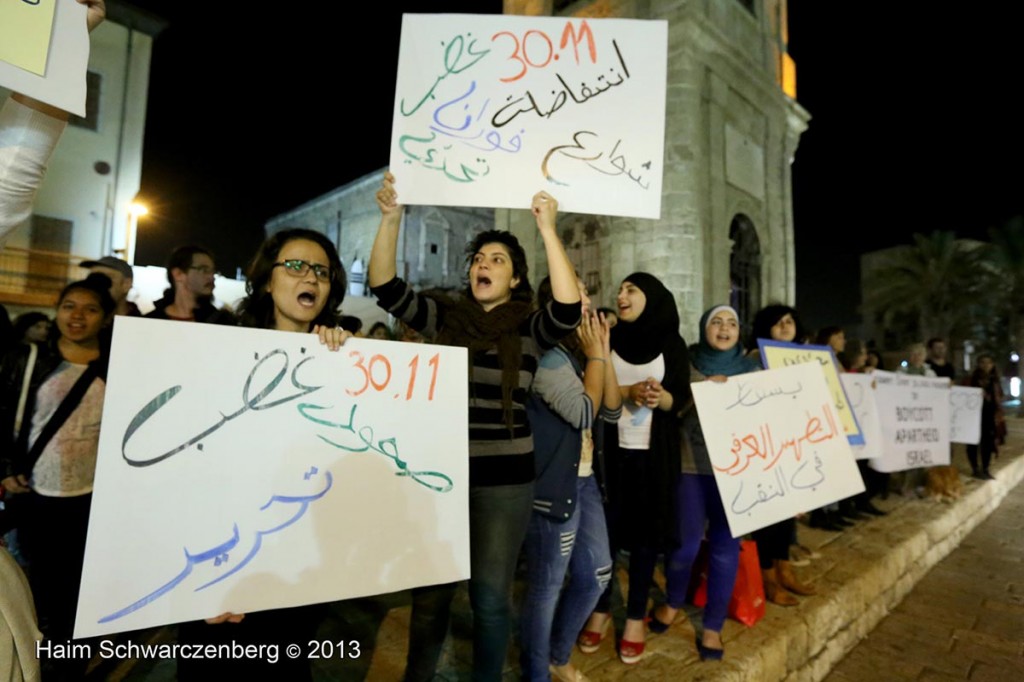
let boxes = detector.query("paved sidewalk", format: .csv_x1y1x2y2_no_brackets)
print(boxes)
824,471,1024,682
110,425,1024,681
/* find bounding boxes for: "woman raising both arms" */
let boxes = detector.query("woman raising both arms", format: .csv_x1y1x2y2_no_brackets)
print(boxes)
370,172,580,681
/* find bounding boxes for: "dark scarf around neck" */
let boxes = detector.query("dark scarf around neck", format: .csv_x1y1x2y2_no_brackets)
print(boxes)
432,294,531,433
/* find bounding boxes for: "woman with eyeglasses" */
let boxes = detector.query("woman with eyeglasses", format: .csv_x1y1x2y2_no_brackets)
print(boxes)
175,228,350,681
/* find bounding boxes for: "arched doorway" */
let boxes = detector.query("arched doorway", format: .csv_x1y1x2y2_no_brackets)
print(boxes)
729,215,761,338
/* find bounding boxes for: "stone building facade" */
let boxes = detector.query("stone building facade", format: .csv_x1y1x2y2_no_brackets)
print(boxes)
265,171,495,295
266,0,808,340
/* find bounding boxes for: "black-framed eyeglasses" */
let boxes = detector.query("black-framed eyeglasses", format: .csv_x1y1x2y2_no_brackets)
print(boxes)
274,259,331,282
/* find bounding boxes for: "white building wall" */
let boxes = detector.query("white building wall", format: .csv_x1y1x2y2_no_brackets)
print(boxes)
0,21,153,260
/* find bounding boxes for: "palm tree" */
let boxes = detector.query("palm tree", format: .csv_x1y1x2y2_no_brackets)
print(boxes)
862,231,994,350
988,215,1024,382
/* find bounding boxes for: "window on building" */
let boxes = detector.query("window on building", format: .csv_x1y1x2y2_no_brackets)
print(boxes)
736,0,756,15
729,215,761,339
69,71,101,131
29,214,74,294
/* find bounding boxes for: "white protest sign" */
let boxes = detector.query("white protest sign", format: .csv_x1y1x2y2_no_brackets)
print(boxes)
869,370,951,473
841,373,884,460
389,14,667,219
692,363,865,538
0,0,89,117
949,386,983,445
75,318,469,639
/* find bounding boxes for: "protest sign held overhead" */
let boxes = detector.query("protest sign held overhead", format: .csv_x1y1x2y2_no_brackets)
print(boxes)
389,14,667,219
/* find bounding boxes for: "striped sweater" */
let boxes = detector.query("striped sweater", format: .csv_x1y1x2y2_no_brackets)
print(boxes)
371,276,580,486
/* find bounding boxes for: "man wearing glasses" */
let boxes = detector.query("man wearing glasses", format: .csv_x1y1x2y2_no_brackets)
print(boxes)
145,245,236,325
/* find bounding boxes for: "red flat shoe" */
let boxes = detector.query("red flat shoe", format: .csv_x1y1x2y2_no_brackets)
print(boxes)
618,638,645,665
576,617,610,654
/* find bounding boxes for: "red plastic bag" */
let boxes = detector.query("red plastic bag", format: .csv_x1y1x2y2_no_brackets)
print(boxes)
688,539,765,627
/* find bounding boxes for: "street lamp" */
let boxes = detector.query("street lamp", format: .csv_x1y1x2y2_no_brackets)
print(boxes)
125,201,148,265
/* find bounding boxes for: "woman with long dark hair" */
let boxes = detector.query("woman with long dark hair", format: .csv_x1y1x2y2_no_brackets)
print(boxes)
370,173,580,680
1,273,115,679
237,228,348,333
746,304,818,604
176,228,350,681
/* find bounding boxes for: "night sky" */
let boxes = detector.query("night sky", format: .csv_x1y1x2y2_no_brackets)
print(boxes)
788,1,1024,328
128,0,503,276
126,1,1024,329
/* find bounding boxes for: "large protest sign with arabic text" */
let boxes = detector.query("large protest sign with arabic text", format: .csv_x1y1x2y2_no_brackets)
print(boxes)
692,363,864,538
758,340,864,445
389,14,667,219
75,318,469,638
868,370,951,473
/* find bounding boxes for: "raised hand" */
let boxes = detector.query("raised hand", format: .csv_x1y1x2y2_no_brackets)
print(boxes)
577,312,603,359
375,171,403,218
531,191,558,232
78,0,106,33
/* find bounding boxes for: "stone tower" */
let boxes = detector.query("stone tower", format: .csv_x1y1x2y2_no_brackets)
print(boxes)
503,0,808,339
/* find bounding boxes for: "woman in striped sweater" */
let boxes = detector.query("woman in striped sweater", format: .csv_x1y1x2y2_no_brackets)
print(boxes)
370,172,580,681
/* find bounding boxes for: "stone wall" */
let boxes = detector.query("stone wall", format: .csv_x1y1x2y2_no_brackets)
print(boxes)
528,0,810,340
266,169,494,292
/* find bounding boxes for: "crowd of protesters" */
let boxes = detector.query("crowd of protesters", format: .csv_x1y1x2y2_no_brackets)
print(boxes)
0,4,1013,681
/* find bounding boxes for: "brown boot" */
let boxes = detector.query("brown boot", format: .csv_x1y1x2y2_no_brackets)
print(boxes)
762,567,798,606
775,559,817,596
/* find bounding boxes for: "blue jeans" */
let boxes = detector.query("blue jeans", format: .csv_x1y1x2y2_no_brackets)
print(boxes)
468,482,533,681
664,474,739,632
520,476,612,679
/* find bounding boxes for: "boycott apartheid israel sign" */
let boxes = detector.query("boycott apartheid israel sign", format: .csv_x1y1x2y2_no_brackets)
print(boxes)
868,370,951,473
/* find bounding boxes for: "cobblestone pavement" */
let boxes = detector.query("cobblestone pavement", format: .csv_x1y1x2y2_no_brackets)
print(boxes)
823,462,1024,682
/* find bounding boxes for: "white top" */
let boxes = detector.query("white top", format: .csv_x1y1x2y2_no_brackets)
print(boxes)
0,97,66,243
578,428,594,477
612,350,665,450
29,362,104,497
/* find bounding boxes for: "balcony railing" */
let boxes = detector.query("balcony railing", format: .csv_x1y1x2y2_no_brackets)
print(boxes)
0,246,90,307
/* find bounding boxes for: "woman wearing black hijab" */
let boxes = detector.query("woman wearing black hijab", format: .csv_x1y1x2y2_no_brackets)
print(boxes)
577,273,691,665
